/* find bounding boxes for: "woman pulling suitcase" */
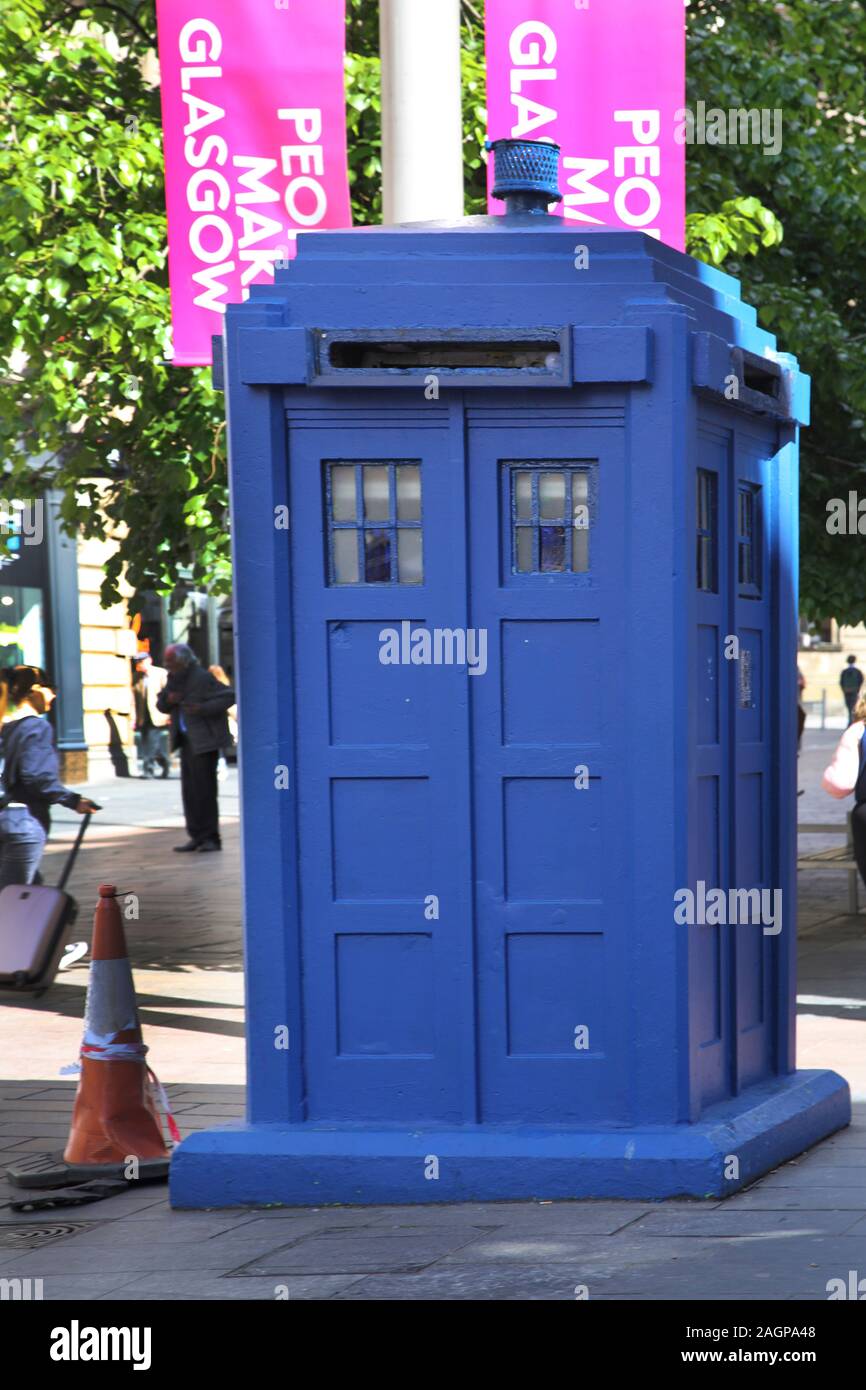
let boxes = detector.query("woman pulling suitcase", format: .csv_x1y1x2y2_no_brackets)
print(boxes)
0,666,99,890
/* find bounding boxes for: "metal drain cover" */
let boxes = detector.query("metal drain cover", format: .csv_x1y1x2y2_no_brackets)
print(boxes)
0,1222,94,1249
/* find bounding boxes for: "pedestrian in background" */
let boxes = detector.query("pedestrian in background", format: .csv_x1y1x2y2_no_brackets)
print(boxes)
0,666,99,889
823,689,866,893
132,653,171,778
840,655,864,726
157,644,235,853
208,664,237,781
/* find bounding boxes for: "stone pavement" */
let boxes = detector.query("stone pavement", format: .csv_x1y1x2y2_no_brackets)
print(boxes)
1,730,865,1301
0,760,243,1086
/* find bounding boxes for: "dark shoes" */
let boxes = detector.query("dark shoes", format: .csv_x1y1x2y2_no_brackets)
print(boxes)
197,839,222,853
173,840,200,853
173,838,222,853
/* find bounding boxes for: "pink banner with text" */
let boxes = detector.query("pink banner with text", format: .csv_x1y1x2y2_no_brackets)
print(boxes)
485,0,686,249
156,0,351,366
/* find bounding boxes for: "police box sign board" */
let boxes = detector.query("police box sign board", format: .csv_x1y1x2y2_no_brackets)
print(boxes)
485,0,686,250
155,0,351,366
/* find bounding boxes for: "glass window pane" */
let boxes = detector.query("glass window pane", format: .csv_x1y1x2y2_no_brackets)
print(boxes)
539,472,566,520
572,527,589,573
572,471,590,533
540,525,566,572
333,529,359,584
364,529,391,582
396,465,421,521
515,472,532,520
0,585,45,667
515,527,533,572
331,465,356,522
397,528,423,583
363,465,390,521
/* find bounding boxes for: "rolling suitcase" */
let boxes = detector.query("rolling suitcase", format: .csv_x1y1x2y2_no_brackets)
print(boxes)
0,809,98,995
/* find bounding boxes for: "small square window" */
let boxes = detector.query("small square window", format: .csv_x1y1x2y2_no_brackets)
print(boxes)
325,462,423,585
508,463,593,576
737,483,761,597
696,470,718,593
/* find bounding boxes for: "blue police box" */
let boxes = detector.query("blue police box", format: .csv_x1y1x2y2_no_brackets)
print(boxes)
172,140,849,1207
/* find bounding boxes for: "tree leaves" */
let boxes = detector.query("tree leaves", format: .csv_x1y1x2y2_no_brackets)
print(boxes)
686,0,866,623
0,0,227,608
686,197,784,265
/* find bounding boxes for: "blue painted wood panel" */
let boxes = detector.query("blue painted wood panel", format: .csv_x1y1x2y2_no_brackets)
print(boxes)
288,413,474,1122
467,420,628,1124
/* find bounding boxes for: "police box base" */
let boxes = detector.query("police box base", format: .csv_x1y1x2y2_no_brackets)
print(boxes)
169,1068,850,1208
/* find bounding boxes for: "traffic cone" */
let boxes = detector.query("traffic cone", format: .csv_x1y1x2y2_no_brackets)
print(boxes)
62,884,170,1169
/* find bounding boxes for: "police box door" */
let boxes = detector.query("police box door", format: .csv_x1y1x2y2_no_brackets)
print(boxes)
466,413,629,1124
732,434,777,1089
288,410,475,1123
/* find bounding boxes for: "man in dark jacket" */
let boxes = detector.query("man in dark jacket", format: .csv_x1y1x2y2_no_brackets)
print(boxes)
841,655,864,726
156,644,236,852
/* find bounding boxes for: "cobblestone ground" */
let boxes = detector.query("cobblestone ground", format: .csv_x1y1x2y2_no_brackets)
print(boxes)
1,732,865,1300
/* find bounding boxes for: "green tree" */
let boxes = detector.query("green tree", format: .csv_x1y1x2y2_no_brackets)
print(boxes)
685,0,866,624
0,0,228,607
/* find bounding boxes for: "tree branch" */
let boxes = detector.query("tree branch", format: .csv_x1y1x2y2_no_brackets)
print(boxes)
45,2,153,44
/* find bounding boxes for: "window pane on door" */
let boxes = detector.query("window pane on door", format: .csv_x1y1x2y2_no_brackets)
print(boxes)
736,483,761,596
539,472,566,519
507,462,593,577
396,465,421,521
363,466,390,521
331,465,357,522
364,529,391,582
397,528,423,584
696,470,718,593
333,529,360,584
326,461,423,585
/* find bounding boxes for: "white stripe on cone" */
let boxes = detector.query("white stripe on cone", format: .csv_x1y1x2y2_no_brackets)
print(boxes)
82,957,139,1047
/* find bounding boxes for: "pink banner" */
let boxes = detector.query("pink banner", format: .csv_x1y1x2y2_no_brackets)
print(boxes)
156,0,351,365
485,0,686,250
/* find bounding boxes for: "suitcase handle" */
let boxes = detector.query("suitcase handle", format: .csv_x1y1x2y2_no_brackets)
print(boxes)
55,807,98,893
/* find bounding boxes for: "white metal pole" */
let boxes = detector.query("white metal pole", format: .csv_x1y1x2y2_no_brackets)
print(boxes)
379,0,465,225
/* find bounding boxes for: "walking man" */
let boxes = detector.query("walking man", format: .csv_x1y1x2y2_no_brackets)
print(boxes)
157,643,236,853
841,655,864,726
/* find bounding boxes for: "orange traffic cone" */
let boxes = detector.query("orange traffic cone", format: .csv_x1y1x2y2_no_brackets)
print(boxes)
62,884,170,1171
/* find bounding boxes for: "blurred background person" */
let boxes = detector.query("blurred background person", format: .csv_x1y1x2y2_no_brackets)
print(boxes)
157,644,235,853
0,666,99,889
132,652,171,778
823,688,866,893
840,654,864,726
209,664,237,782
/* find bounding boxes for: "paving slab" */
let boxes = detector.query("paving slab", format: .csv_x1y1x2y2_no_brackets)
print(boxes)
101,1273,364,1300
627,1208,862,1237
0,1235,304,1278
238,1227,505,1276
751,1167,866,1189
720,1187,866,1211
